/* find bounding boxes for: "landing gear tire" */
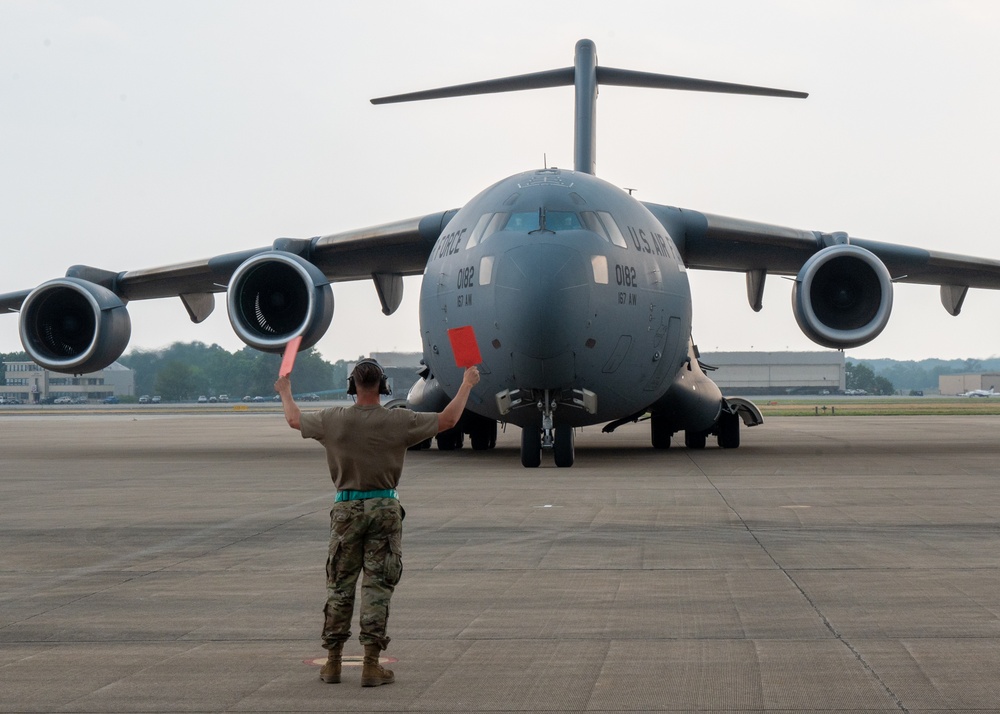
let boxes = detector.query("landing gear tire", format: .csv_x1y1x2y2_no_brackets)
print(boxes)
717,411,740,449
436,427,464,451
684,430,707,449
521,426,541,468
651,414,671,450
469,417,498,450
553,424,575,468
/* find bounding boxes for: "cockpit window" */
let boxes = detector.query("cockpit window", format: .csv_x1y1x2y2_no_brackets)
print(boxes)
582,211,628,249
503,210,582,233
469,209,591,247
468,212,509,248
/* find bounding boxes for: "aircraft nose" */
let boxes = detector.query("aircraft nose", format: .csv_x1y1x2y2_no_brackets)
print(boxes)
494,242,590,384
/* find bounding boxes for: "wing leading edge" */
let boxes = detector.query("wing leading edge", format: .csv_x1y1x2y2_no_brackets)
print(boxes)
646,202,1000,317
0,210,458,315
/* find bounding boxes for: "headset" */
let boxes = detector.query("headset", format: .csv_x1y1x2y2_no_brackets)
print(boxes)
347,358,391,396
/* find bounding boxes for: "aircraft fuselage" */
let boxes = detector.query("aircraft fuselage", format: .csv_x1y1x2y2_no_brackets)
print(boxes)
418,168,693,429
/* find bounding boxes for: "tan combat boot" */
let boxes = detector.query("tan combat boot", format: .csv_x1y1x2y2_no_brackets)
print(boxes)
320,642,343,683
360,644,394,687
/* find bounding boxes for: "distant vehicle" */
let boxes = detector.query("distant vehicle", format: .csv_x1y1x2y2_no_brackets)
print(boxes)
151,396,161,403
197,395,208,403
54,396,73,404
302,393,320,401
218,394,229,402
72,397,88,404
252,396,266,402
962,386,998,397
242,395,253,402
1,397,22,405
139,395,150,404
102,396,119,404
208,396,218,403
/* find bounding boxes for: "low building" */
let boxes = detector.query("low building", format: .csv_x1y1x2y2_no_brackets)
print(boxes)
939,372,1000,396
1,360,135,403
350,352,425,398
698,351,845,395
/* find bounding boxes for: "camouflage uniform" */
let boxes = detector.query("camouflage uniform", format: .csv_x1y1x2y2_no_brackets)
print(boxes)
322,497,403,650
299,404,438,653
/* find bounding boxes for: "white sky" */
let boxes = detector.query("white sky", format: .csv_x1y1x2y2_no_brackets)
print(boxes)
3,0,1000,362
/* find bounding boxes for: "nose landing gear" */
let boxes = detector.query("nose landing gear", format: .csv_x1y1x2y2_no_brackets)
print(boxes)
520,390,575,467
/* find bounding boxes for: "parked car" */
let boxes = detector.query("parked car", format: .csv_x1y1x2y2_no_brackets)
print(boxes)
242,395,253,402
54,396,73,404
302,393,320,401
151,396,161,403
103,396,120,404
197,395,208,403
139,395,150,404
252,396,266,402
218,394,229,402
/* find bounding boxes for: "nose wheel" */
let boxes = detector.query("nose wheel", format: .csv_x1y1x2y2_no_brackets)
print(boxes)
520,390,575,467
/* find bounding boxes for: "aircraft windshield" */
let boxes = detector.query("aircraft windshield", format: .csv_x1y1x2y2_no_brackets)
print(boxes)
468,209,624,249
503,211,582,233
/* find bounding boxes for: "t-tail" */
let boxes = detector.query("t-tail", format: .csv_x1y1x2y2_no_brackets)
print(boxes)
371,39,807,176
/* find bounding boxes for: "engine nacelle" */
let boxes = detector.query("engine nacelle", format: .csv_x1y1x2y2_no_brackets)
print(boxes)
226,251,333,353
792,244,893,349
18,278,132,374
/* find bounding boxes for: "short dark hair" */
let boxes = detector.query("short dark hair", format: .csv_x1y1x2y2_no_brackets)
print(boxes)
353,360,383,389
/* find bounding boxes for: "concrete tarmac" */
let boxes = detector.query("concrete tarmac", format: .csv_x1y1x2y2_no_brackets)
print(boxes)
2,412,1000,712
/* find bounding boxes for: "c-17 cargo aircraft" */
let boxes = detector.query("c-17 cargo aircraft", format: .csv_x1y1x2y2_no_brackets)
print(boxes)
5,39,1000,467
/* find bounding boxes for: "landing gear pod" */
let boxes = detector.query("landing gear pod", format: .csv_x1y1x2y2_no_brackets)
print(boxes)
227,252,333,352
18,278,131,374
792,245,893,349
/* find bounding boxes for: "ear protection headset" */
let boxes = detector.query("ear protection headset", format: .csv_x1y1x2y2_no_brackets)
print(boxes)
347,358,391,395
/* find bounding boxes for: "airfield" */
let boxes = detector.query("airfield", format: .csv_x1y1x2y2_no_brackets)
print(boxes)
2,409,1000,713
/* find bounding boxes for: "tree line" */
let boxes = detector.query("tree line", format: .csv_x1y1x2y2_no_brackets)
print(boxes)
4,345,999,398
1,343,356,402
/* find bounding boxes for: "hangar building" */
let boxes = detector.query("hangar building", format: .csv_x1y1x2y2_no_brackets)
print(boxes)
939,373,1000,396
698,351,845,395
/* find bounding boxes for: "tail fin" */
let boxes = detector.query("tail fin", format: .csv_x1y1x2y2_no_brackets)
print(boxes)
372,39,807,176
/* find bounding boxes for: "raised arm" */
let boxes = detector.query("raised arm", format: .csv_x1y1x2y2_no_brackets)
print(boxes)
274,375,302,431
438,366,481,432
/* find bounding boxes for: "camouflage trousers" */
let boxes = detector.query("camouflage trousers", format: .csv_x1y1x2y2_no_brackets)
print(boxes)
322,497,403,651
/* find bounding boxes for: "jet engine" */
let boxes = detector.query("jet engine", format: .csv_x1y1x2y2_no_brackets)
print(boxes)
226,251,333,352
792,244,893,349
18,278,132,374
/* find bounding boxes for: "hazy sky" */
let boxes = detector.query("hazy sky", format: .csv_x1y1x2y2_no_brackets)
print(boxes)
3,1,1000,363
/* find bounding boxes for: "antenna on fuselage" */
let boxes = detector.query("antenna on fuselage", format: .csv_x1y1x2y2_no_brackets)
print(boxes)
371,39,807,176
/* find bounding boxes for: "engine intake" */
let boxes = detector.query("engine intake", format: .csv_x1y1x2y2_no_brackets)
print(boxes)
18,278,132,374
227,252,333,352
792,244,893,349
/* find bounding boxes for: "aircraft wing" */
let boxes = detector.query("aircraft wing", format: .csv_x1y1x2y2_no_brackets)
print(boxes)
645,202,1000,316
0,210,458,313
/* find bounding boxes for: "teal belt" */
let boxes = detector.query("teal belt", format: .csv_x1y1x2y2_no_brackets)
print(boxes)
335,488,398,502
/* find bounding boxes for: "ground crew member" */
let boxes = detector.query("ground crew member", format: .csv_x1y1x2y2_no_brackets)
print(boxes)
274,360,480,687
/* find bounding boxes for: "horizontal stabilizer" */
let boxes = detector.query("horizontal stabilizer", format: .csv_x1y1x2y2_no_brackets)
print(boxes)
596,66,807,99
371,65,806,105
372,68,574,105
